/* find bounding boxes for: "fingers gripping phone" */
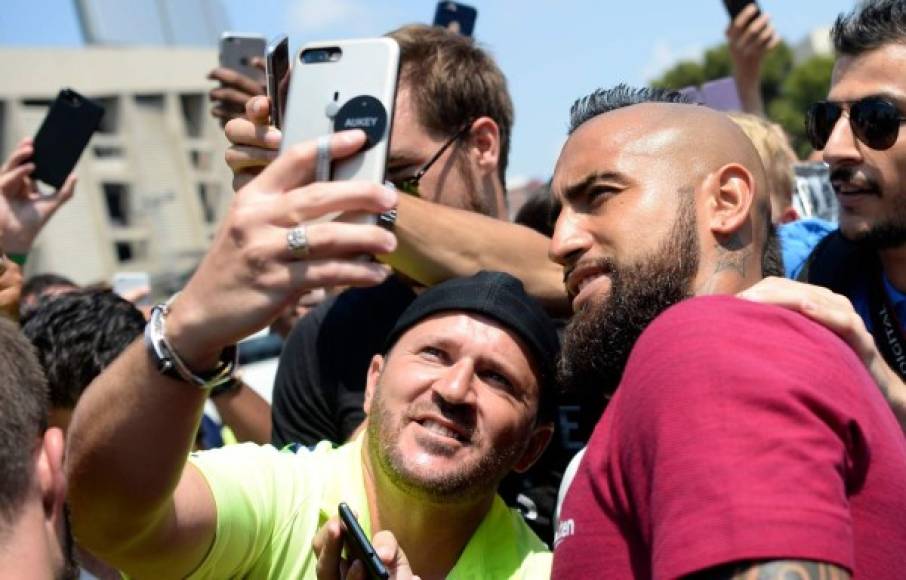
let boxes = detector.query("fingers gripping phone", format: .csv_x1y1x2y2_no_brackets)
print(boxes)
281,37,400,224
266,34,290,130
433,1,478,37
338,503,390,580
31,88,104,190
219,33,267,85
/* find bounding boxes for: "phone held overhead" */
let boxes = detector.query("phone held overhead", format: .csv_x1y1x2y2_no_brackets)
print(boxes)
722,0,759,20
280,37,400,225
31,88,105,191
432,1,478,37
219,32,267,85
266,34,290,130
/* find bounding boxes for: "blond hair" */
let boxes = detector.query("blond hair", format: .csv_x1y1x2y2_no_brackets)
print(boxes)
728,113,798,221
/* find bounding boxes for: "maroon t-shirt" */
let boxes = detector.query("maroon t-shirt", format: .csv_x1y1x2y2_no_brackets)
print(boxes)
552,296,906,579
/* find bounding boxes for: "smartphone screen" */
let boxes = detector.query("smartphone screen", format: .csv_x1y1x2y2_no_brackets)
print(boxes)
266,35,290,129
338,503,389,580
32,88,105,190
432,1,478,37
219,33,267,84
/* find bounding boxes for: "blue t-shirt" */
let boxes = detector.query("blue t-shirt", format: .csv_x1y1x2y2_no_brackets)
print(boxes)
778,217,836,279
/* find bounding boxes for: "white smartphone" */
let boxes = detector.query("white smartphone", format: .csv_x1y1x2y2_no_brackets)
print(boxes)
281,37,400,224
219,32,267,85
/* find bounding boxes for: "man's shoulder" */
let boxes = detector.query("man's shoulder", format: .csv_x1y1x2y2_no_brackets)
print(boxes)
623,295,872,408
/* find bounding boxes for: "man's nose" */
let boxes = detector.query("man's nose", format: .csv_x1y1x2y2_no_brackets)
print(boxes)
432,359,477,405
823,112,864,169
549,207,591,267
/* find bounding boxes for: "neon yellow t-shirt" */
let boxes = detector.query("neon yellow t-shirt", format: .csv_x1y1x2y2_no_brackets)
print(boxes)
186,435,551,579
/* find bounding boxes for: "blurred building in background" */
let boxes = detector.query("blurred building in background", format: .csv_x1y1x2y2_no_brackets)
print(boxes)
793,26,833,64
0,0,234,290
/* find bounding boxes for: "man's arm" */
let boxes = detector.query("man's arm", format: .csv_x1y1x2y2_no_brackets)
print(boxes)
211,379,272,444
726,4,780,116
66,130,398,577
225,96,569,315
382,193,568,315
691,560,849,579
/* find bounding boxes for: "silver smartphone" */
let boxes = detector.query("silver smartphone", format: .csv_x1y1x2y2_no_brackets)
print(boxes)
266,34,290,130
281,38,400,224
219,32,267,85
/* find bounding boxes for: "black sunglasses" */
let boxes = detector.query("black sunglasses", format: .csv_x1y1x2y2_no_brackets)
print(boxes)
806,96,906,151
392,121,474,197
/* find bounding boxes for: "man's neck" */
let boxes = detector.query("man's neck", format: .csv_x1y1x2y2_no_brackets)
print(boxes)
0,503,61,579
360,437,494,580
879,245,906,293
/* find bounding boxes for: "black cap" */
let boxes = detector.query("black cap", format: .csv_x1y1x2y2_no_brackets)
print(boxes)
384,271,560,389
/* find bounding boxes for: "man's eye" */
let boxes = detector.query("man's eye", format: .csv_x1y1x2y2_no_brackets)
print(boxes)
420,346,447,362
588,186,618,201
482,370,514,392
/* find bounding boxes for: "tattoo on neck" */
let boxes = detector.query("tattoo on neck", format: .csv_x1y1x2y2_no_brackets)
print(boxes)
696,233,752,294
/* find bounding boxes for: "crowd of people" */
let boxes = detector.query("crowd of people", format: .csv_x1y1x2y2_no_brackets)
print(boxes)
2,1,906,578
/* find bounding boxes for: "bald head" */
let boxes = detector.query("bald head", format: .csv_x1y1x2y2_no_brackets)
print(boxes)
551,97,776,298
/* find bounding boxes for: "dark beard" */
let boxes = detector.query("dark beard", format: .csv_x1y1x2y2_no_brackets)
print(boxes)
848,220,906,249
366,386,523,504
557,196,700,428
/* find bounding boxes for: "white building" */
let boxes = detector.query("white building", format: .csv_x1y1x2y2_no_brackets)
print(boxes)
0,47,234,289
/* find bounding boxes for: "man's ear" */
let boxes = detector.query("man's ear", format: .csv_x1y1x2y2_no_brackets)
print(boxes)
466,116,501,178
707,163,756,237
36,427,66,523
363,354,385,416
512,422,554,474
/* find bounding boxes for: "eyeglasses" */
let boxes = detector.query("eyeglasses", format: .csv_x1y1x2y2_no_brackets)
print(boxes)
392,121,474,197
806,96,906,151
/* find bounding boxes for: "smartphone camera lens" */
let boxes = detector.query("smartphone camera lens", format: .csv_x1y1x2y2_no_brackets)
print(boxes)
301,47,342,64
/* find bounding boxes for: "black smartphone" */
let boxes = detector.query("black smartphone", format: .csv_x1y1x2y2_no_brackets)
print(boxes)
31,88,104,190
432,1,478,37
723,0,759,20
266,34,290,130
338,503,389,580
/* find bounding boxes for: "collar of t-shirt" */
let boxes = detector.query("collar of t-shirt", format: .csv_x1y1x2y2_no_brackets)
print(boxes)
319,434,550,579
851,273,906,333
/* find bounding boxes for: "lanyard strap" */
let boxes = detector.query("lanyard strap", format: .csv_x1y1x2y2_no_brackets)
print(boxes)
868,264,906,380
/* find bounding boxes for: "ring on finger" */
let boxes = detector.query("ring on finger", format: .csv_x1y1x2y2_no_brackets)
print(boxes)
287,224,310,258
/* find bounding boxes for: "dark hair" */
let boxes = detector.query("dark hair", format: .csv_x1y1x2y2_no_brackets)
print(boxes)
21,289,145,409
568,84,692,134
20,273,77,317
832,0,906,55
0,318,48,534
761,223,785,277
514,181,556,237
387,24,514,188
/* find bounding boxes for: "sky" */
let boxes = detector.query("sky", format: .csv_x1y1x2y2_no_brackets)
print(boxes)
1,0,856,183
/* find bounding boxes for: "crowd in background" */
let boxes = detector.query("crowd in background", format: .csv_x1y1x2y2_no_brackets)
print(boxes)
2,1,906,579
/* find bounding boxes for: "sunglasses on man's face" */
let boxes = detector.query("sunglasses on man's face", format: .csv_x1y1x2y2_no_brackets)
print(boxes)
390,121,474,197
806,96,906,151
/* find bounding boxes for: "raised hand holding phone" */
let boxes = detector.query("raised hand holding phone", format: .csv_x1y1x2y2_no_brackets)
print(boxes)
0,137,77,254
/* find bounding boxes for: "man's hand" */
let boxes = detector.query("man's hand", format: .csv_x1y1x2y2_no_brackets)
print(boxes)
207,60,266,127
0,254,23,321
313,517,421,580
725,4,780,115
165,129,397,371
739,277,906,431
225,95,280,191
0,138,76,254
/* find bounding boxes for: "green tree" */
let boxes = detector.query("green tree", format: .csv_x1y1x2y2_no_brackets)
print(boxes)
651,42,831,156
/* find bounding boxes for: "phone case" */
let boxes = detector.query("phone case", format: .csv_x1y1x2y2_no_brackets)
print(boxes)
281,38,400,224
219,33,267,84
31,88,105,189
433,1,478,37
266,35,290,130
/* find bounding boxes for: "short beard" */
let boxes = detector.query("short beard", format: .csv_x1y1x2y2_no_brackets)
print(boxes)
846,218,906,249
59,504,78,580
557,194,700,422
366,383,524,504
